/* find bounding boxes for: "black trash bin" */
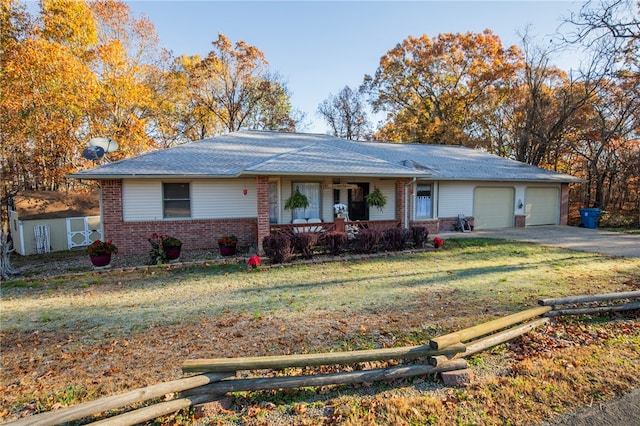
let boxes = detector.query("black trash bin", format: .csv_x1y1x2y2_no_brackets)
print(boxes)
579,208,601,229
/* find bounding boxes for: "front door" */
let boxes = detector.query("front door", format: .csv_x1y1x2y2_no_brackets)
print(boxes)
348,183,369,221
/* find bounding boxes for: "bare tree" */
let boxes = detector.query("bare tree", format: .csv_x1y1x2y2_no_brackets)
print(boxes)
317,86,371,140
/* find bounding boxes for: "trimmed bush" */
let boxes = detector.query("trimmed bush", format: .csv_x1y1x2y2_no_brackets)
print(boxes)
410,226,429,248
325,231,348,256
262,234,294,264
383,227,408,251
351,228,383,254
292,232,319,259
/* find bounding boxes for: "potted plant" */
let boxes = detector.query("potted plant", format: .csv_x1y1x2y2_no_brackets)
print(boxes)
284,188,310,220
217,234,238,256
86,239,118,267
162,235,182,260
148,233,182,264
333,203,348,218
365,186,387,212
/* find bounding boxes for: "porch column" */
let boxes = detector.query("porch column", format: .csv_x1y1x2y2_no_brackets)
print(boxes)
396,179,409,228
256,176,270,255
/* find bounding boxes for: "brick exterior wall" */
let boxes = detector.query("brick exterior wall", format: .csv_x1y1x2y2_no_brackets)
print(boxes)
560,183,569,225
514,215,526,228
256,176,270,254
395,179,408,226
101,180,257,255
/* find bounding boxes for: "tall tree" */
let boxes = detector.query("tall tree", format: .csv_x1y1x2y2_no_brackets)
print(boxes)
317,85,371,140
1,0,99,191
87,0,166,159
185,33,295,135
362,29,522,146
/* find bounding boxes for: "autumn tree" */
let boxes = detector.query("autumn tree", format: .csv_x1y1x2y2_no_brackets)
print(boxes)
86,0,168,159
1,0,99,192
184,33,295,136
317,85,371,140
362,30,522,146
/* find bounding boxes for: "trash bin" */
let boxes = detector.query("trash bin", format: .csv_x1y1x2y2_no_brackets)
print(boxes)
579,208,601,229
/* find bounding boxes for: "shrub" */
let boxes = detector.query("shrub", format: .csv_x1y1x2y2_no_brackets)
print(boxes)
410,226,429,248
325,231,348,256
383,227,408,251
148,233,182,264
350,228,382,254
292,232,319,259
262,234,294,264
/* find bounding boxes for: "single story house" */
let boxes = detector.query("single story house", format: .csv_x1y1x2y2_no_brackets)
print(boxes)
67,131,582,255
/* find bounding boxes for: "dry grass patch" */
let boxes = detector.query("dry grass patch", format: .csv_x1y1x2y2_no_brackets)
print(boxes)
1,239,639,424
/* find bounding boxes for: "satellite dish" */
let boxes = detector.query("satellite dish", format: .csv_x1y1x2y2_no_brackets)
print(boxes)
82,146,105,160
89,137,118,153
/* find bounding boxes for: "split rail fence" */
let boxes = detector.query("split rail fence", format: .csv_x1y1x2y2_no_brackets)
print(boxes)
5,290,639,426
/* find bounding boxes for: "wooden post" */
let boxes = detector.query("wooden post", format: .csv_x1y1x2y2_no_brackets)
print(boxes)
6,373,231,426
183,360,469,396
335,217,345,232
429,306,552,350
454,318,549,359
545,301,640,317
183,343,466,373
538,291,640,306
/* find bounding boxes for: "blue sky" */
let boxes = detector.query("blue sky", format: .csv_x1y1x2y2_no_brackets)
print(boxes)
126,1,586,133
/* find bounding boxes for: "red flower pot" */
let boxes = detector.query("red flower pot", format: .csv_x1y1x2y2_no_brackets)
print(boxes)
219,244,236,257
89,254,111,267
164,246,181,260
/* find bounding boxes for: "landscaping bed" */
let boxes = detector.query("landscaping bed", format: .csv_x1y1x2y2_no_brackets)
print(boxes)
1,239,639,425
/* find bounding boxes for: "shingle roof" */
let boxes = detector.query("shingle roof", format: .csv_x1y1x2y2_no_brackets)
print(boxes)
67,130,581,182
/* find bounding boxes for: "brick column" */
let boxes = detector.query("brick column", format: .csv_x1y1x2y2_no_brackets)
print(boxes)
395,179,409,228
256,176,270,254
101,179,124,243
560,183,569,225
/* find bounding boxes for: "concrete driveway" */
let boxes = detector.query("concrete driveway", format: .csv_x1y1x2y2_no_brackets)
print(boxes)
435,225,640,258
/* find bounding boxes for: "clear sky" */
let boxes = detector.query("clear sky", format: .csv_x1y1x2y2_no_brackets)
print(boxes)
126,1,586,133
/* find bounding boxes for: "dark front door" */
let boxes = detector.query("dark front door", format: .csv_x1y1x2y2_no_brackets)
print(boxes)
348,183,369,221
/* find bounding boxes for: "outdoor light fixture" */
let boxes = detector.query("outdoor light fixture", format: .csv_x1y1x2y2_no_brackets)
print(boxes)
517,199,524,209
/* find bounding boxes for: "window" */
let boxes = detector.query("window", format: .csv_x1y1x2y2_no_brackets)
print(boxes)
292,182,320,220
269,182,278,224
163,183,191,218
415,183,432,219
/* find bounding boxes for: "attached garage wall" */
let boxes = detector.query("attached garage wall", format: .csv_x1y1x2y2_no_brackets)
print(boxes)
525,187,560,225
438,183,474,217
474,187,515,229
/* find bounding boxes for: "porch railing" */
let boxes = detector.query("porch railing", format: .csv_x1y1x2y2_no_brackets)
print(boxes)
270,220,401,241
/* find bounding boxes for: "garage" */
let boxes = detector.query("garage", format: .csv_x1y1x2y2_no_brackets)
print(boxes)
473,187,514,229
525,187,560,225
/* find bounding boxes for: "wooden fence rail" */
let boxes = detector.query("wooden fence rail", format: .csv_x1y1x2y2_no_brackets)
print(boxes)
5,291,638,426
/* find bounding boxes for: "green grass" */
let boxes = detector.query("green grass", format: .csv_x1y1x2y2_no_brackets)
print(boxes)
2,239,638,343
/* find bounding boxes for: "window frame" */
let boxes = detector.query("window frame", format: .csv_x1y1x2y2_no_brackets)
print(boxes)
291,181,321,220
415,183,433,219
162,182,191,218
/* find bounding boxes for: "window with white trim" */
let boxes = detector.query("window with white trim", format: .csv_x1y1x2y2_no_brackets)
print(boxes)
415,183,432,219
163,183,191,218
292,182,321,220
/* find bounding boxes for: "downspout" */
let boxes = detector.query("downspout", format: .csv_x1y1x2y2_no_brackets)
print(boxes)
404,178,417,229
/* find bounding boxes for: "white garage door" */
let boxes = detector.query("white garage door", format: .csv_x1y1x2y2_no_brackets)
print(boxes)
474,187,514,229
525,187,559,225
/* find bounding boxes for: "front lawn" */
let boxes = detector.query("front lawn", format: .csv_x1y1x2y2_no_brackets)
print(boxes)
1,239,638,425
